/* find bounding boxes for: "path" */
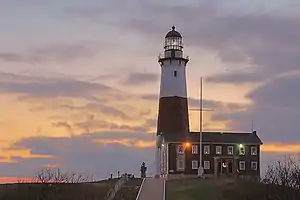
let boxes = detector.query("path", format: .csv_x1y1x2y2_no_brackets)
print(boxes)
136,178,165,200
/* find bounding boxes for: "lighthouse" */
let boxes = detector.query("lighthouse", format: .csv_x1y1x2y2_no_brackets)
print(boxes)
154,27,263,179
157,26,190,139
155,26,190,177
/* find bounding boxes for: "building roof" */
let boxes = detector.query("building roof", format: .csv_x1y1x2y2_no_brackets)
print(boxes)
163,131,263,145
165,26,182,38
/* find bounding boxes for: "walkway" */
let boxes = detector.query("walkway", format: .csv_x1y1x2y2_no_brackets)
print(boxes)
136,178,165,200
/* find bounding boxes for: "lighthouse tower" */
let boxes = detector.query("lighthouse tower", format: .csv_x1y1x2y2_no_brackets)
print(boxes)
157,26,190,139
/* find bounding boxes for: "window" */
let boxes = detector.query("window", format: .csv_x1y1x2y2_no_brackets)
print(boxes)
216,146,222,154
177,159,184,170
251,162,258,170
174,70,177,77
251,146,257,155
204,145,210,154
192,145,198,154
192,160,198,169
228,146,233,155
239,161,246,170
204,161,210,169
177,145,184,154
239,146,245,155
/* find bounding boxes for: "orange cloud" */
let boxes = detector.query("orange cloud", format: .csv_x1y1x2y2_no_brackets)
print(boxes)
93,138,155,148
261,143,300,153
0,148,56,163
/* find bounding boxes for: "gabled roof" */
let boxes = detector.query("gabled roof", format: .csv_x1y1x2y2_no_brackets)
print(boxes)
163,131,263,145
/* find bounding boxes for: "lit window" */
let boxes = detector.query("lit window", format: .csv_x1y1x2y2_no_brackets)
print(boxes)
228,146,233,155
204,145,210,154
204,161,210,169
251,147,257,155
177,145,184,154
192,145,198,154
239,161,245,170
216,146,222,154
239,145,245,155
251,162,258,170
192,160,198,169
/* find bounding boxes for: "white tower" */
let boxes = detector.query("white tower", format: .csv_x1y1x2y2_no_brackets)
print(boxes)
155,26,190,177
157,26,190,138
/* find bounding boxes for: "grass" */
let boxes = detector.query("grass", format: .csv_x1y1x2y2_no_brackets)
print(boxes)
0,178,118,200
166,178,223,200
166,178,300,200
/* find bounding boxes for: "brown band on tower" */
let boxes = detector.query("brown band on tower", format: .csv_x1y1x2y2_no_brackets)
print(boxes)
157,96,190,137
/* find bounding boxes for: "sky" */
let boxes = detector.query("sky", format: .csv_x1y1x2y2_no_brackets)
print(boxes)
0,0,300,182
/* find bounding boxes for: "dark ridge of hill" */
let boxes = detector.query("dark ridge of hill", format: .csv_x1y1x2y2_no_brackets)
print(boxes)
114,178,143,200
0,178,119,200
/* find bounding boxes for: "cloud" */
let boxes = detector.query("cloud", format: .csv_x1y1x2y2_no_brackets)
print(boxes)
246,75,300,108
104,0,300,84
0,71,125,101
75,119,152,134
46,103,132,121
140,94,158,101
65,6,111,21
122,72,159,85
2,132,155,179
212,74,300,143
0,42,104,63
206,72,264,84
262,143,300,153
52,122,75,137
188,97,246,112
84,104,132,120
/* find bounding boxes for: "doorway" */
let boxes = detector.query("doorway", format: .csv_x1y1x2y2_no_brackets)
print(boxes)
216,158,234,176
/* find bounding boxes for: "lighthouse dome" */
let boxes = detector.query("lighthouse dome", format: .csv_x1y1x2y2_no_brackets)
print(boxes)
165,26,182,38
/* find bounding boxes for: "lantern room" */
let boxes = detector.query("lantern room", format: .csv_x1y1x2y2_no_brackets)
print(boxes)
164,26,183,51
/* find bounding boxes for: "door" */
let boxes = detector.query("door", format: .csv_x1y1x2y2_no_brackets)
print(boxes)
176,156,185,171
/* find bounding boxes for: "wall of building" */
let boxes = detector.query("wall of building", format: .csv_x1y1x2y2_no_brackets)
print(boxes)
167,142,260,178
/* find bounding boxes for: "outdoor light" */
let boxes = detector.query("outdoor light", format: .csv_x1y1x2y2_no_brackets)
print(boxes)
185,142,191,147
162,144,165,147
239,144,244,148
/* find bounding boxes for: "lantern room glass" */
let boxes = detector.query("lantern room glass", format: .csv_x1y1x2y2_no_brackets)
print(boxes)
164,37,183,51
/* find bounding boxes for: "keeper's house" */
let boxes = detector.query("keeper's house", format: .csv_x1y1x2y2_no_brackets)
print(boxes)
163,131,263,180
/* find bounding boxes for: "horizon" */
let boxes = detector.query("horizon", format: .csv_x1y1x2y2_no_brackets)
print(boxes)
1,0,300,183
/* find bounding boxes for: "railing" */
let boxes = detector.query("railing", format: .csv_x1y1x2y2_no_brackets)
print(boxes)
105,174,129,200
158,53,189,60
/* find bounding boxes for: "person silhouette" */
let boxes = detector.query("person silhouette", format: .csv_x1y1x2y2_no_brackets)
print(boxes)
140,162,147,178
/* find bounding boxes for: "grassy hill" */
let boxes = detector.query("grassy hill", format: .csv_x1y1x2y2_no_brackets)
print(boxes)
166,178,300,200
0,178,118,200
0,177,143,200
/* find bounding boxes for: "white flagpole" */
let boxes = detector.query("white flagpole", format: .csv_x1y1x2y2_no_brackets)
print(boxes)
198,77,203,177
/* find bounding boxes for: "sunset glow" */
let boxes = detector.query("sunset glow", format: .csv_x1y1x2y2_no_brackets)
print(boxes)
0,0,299,183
